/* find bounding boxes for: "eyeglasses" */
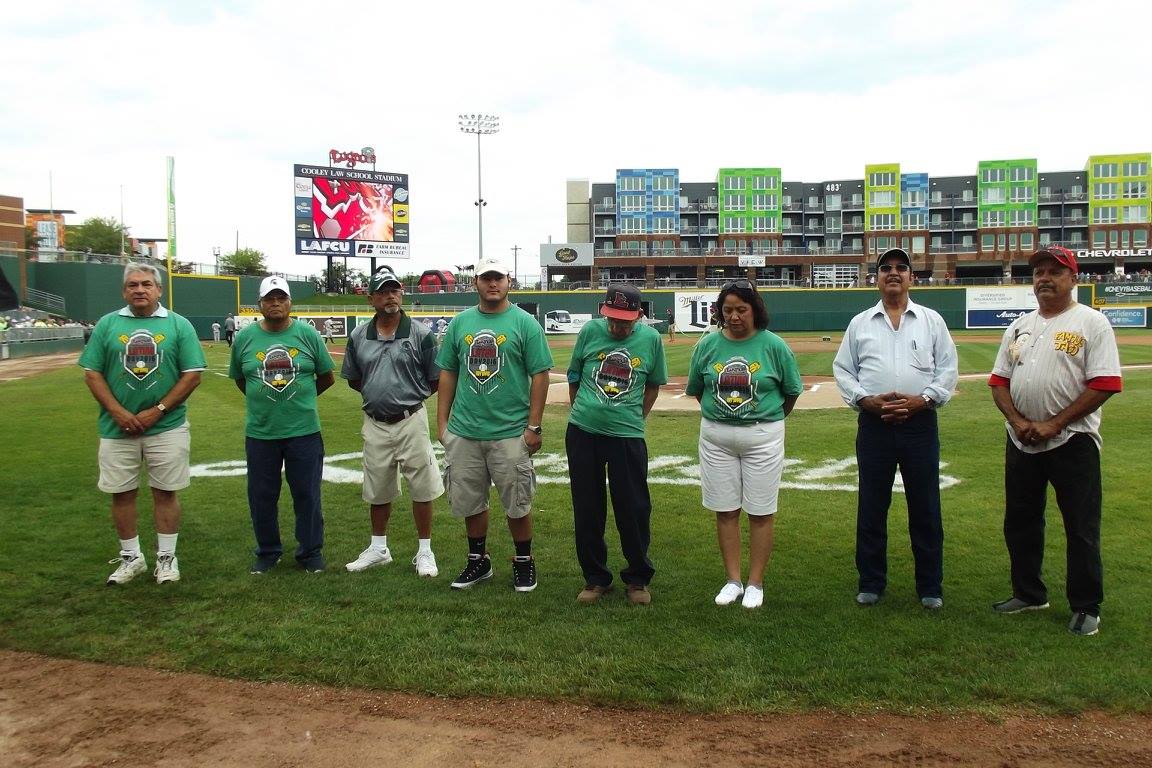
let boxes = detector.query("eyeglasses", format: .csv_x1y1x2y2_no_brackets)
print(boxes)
722,279,755,290
878,263,910,273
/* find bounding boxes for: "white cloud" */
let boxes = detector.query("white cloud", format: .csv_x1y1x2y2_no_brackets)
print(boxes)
2,0,1149,282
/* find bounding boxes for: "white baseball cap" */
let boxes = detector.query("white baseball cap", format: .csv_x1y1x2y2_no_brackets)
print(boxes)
259,275,292,299
474,257,512,277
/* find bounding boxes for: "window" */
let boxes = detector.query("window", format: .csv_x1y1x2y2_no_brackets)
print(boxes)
931,236,943,248
901,212,925,230
1123,161,1149,176
1134,230,1148,247
930,191,943,204
1091,231,1106,247
724,217,744,233
997,234,1007,248
1110,230,1119,248
902,190,925,208
653,195,676,212
751,175,776,190
1039,232,1051,246
981,168,1006,183
1009,185,1034,203
982,210,1006,227
982,187,1006,204
912,236,925,254
1093,162,1119,178
961,235,975,248
1093,206,1118,224
825,237,841,252
652,217,677,233
1067,231,1083,244
869,191,896,207
869,213,896,230
751,193,776,210
1094,183,1119,200
1122,231,1130,248
1008,210,1033,227
1010,166,1034,182
1123,205,1149,223
619,194,644,212
1123,181,1147,198
652,176,674,191
961,190,975,203
619,218,644,233
1039,186,1051,200
825,193,842,210
869,171,896,186
825,215,841,233
751,217,775,233
618,176,643,192
723,176,746,191
851,194,864,206
1068,185,1084,198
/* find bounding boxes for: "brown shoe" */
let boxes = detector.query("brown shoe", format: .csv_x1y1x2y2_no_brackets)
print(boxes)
577,585,611,604
626,585,651,605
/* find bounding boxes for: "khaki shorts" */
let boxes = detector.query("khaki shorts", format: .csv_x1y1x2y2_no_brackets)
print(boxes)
361,410,444,504
98,422,191,494
698,418,786,516
441,430,536,519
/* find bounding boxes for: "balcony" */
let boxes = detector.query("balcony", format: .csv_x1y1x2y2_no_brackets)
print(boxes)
953,220,977,230
929,220,953,231
842,221,864,233
842,199,865,210
804,201,824,212
1064,191,1088,202
781,202,803,212
593,227,615,236
593,203,615,213
1037,218,1061,228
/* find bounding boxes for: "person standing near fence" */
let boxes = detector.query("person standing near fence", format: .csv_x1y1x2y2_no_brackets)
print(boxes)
224,313,236,347
211,321,221,342
80,263,205,585
833,247,958,610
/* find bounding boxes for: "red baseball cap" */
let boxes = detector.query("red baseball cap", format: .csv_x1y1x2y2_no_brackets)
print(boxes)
1029,245,1078,273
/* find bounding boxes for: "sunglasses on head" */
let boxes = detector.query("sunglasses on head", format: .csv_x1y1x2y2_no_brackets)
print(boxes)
878,263,910,273
722,278,755,290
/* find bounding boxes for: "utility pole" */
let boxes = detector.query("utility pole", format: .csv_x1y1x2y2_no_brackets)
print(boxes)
510,244,520,285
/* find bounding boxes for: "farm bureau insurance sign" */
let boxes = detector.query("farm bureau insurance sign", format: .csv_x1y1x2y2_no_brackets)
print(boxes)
965,286,1039,328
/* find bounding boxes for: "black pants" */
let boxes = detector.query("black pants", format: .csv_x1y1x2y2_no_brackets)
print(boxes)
855,409,943,598
1004,433,1103,615
246,432,325,563
566,423,655,588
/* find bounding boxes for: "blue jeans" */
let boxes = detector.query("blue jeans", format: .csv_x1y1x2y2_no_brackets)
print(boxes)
855,410,943,599
245,432,325,563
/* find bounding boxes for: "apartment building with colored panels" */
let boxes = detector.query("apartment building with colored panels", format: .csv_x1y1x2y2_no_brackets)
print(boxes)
562,156,1151,287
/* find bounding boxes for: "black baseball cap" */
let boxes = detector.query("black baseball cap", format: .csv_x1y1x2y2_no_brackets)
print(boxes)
876,247,911,268
600,284,642,321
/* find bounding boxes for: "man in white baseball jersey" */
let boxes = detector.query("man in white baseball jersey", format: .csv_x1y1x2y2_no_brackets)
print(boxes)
989,245,1122,637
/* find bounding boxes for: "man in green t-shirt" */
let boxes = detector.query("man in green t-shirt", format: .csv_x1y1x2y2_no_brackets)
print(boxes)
229,276,335,574
435,257,553,592
567,284,667,605
79,263,206,586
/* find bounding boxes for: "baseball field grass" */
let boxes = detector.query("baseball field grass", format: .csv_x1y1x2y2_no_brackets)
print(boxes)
1,332,1149,715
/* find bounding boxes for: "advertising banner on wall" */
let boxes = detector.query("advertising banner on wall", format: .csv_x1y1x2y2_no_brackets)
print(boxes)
296,315,348,338
294,164,409,258
538,243,593,268
965,286,1040,328
543,310,592,334
1101,307,1147,328
675,290,721,332
1092,282,1152,306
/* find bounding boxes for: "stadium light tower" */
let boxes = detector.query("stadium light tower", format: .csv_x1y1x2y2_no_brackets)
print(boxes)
458,113,500,261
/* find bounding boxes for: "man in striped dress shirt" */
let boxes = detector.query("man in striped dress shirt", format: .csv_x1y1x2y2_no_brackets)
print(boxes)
989,246,1122,637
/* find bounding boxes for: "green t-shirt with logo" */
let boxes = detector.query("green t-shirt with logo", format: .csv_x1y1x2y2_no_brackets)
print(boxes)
435,304,554,440
686,329,802,423
228,319,335,440
78,306,207,439
567,319,668,439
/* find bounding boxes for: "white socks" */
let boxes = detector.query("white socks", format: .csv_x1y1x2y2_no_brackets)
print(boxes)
417,538,432,554
119,536,141,557
157,533,178,555
371,535,388,551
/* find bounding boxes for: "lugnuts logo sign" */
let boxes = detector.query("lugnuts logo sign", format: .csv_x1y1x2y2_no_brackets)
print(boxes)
329,147,376,169
554,247,578,263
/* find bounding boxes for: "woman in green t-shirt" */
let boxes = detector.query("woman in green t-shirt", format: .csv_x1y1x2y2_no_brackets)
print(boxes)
685,280,803,610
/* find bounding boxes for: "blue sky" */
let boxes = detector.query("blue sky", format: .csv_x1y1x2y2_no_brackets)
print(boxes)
2,0,1149,281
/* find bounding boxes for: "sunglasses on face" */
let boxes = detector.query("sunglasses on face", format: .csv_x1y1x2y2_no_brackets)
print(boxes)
878,263,910,273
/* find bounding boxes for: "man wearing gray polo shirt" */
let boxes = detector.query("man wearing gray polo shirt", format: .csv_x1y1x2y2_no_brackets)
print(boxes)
834,247,958,610
343,267,444,577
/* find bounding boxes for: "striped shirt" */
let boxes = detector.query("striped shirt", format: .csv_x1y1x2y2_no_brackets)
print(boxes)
989,302,1122,453
833,299,958,409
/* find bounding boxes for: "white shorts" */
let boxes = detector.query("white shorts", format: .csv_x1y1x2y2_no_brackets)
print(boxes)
98,422,191,494
361,410,444,504
698,418,786,516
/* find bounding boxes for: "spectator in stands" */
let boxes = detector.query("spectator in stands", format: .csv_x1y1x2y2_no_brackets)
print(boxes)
686,279,803,610
833,247,958,610
342,267,443,578
79,263,206,586
230,276,335,574
988,246,1122,637
567,284,667,605
224,313,236,346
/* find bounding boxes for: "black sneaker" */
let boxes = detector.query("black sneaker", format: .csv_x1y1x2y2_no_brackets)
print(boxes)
450,554,493,589
250,557,280,575
299,555,326,573
512,555,537,593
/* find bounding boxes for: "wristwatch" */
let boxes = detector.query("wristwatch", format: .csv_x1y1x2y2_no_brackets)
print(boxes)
156,402,168,413
526,425,542,435
921,394,934,408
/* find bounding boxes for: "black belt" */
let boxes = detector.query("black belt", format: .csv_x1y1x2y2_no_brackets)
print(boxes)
368,404,423,424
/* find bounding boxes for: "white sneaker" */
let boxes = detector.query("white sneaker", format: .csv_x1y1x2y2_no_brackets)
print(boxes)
107,552,147,585
155,553,180,584
714,581,744,606
741,584,764,609
413,550,438,578
346,546,392,572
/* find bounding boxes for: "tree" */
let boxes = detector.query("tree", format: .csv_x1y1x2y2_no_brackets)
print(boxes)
64,217,130,256
219,247,268,276
24,225,42,250
311,263,368,293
